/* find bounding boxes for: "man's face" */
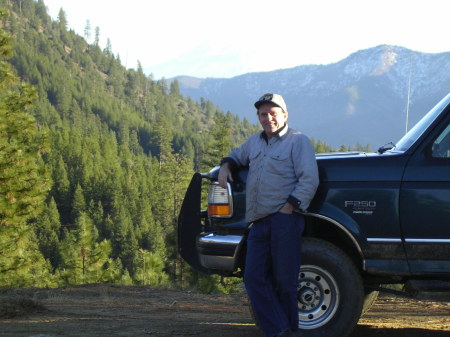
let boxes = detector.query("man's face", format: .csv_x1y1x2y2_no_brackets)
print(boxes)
257,103,288,138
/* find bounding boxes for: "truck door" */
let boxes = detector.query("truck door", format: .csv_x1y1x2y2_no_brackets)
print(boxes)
400,120,450,274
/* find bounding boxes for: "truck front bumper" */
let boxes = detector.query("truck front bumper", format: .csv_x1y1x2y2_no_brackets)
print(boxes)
197,233,245,272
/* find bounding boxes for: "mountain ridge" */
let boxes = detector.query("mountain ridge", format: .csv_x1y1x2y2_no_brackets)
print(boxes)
174,45,450,148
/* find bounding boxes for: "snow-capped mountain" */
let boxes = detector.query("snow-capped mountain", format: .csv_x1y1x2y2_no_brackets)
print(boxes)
175,45,450,149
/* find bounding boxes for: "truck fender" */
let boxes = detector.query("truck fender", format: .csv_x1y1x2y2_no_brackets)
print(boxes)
305,207,366,269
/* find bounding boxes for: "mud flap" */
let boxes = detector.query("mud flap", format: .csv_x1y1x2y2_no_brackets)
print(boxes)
177,172,210,273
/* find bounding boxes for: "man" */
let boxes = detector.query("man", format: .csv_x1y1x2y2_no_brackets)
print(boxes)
218,93,319,337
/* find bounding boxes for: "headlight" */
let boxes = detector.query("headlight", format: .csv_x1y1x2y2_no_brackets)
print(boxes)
207,182,233,218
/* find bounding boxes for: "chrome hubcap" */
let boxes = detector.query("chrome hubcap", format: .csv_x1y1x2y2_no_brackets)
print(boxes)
297,265,339,329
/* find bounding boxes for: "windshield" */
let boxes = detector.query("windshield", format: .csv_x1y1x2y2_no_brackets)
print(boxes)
395,93,450,151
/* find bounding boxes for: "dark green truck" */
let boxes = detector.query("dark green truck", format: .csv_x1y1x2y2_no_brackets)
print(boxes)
178,93,450,337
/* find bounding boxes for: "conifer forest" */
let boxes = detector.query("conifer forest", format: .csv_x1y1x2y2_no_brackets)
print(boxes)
0,0,338,292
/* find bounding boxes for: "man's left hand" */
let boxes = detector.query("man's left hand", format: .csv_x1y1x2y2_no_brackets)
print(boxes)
279,203,295,214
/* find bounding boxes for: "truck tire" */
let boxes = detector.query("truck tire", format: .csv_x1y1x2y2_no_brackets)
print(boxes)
298,238,364,337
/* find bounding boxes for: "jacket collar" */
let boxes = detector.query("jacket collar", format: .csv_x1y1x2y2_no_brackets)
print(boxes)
261,123,289,142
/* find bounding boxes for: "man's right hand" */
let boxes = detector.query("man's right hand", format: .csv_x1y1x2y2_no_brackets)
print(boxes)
218,163,233,189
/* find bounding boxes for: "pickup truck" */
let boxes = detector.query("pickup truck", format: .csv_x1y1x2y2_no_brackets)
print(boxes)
178,93,450,337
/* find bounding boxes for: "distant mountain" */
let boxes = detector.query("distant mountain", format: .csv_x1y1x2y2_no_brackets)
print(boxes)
175,45,450,149
144,43,249,79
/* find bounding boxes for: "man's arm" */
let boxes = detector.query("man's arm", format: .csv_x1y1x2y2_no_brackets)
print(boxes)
289,134,320,212
217,135,254,188
218,162,233,189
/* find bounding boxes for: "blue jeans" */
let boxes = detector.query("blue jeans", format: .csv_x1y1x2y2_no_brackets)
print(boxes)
244,212,304,337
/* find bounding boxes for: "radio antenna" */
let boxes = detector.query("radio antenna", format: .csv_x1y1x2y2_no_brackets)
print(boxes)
405,53,413,134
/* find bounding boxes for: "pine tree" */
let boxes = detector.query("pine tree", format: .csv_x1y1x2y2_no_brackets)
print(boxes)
57,8,68,43
162,152,193,283
339,145,349,152
35,197,62,269
169,80,180,96
71,184,86,223
94,26,100,46
201,113,233,169
0,9,52,287
151,114,173,169
59,212,117,284
105,38,112,55
0,223,55,287
84,20,91,42
134,249,168,286
0,77,49,225
50,154,71,221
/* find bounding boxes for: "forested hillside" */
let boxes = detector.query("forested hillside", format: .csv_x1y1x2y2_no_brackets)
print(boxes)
0,0,265,291
0,0,338,291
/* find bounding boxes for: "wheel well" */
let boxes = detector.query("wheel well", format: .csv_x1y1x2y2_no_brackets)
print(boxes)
304,215,364,272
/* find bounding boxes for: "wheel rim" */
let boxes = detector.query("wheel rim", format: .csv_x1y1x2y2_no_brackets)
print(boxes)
297,264,339,329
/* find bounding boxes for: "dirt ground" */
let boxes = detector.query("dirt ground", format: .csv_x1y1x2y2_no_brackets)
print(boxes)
0,284,449,337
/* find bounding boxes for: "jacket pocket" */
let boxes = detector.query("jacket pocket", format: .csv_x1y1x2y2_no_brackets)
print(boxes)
270,152,290,161
249,150,262,166
267,151,292,176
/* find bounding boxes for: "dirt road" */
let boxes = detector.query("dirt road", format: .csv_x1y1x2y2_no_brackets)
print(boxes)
0,285,449,337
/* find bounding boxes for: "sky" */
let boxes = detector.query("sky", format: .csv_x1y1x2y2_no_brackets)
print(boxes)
43,0,450,79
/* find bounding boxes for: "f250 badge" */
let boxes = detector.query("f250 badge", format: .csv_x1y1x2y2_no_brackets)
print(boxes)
345,201,376,215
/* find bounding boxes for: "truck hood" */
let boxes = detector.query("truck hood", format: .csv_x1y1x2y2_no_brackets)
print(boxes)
316,151,409,182
207,151,409,183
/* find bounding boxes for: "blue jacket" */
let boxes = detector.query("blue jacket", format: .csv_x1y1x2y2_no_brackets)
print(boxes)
222,125,319,223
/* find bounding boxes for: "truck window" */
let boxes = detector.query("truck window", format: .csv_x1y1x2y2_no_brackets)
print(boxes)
396,95,448,151
432,123,450,158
